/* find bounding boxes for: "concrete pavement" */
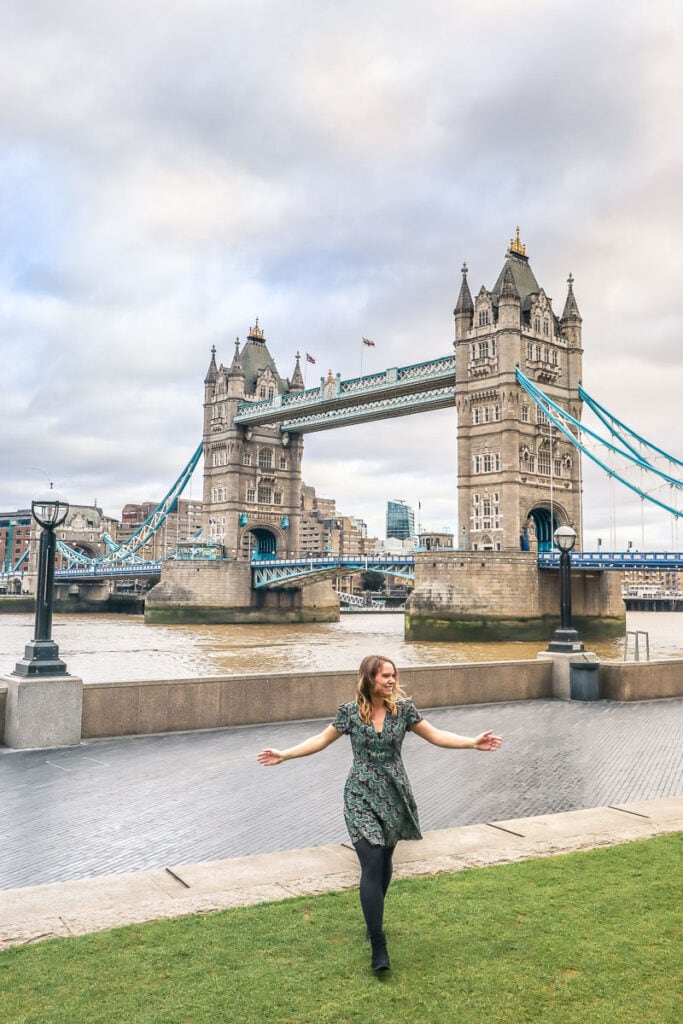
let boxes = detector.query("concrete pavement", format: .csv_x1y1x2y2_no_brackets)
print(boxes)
1,797,681,947
1,696,682,948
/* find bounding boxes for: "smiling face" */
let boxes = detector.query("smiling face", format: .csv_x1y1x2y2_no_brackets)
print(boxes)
371,660,397,701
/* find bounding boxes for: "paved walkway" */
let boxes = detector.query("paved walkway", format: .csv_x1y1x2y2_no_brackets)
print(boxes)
1,697,682,946
1,797,681,947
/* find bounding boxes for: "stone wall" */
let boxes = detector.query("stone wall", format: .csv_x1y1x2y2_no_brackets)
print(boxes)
600,660,683,701
144,559,339,624
406,550,625,641
2,658,681,746
80,660,553,738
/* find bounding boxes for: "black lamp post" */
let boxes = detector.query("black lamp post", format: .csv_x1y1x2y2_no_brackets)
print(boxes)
546,524,584,653
13,492,70,676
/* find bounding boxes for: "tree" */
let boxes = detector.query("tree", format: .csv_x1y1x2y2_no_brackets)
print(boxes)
360,570,386,592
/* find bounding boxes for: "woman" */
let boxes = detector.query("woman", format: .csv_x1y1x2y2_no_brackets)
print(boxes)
257,654,502,973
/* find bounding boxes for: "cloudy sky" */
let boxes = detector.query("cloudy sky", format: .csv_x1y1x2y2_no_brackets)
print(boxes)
1,0,682,548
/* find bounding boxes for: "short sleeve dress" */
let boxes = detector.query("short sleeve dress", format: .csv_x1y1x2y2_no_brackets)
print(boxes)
331,698,423,847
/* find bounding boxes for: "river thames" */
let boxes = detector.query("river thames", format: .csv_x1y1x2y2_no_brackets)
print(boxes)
1,610,681,682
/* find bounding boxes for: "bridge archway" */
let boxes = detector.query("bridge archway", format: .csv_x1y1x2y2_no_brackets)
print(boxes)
241,526,279,561
524,503,568,552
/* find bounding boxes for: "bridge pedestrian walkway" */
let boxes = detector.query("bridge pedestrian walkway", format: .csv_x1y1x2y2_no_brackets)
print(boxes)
1,698,682,946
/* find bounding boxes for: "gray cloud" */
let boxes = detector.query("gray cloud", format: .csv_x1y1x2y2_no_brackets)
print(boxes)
1,0,682,546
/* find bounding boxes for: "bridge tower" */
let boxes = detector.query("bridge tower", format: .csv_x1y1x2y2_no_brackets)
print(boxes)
454,230,584,553
202,320,305,561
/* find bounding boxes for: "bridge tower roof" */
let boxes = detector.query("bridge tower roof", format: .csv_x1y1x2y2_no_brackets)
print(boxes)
490,228,541,308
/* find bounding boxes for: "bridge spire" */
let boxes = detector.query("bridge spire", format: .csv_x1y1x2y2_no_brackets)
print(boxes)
454,262,474,316
561,272,582,323
290,351,305,391
229,337,244,376
204,345,218,384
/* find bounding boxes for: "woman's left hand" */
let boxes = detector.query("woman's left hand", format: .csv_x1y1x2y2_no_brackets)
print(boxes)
473,731,502,751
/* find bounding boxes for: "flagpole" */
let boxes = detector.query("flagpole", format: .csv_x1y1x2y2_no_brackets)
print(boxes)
360,339,363,378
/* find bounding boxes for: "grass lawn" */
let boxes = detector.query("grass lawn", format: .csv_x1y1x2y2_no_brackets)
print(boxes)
1,834,681,1024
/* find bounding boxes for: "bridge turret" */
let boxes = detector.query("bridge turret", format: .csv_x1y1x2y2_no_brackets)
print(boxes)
454,262,474,342
290,352,305,391
204,345,218,385
496,259,521,329
226,338,245,399
560,273,582,349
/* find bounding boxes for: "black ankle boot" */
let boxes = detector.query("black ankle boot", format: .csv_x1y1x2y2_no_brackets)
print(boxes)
370,933,390,972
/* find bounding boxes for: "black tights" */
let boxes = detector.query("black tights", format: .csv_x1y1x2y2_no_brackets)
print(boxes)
353,838,395,941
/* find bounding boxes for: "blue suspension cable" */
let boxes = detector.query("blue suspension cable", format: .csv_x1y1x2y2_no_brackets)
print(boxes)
515,369,682,518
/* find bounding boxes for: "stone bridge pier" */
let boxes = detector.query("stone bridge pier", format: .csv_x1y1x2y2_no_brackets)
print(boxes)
405,550,625,642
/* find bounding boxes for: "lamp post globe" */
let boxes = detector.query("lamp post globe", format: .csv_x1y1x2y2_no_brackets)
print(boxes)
31,493,69,530
553,524,576,553
546,523,584,653
13,491,70,677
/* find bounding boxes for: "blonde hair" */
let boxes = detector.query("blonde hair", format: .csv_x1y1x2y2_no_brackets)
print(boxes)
356,654,408,724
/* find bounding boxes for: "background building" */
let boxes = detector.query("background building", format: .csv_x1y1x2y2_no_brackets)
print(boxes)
386,499,415,541
0,510,32,574
117,499,203,560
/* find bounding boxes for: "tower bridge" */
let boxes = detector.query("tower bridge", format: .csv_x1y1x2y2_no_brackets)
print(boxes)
20,230,679,639
147,229,593,631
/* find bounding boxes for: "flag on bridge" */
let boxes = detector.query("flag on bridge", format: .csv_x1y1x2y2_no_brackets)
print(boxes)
362,338,375,347
306,353,316,364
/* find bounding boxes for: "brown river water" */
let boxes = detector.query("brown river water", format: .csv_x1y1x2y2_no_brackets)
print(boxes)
1,611,681,683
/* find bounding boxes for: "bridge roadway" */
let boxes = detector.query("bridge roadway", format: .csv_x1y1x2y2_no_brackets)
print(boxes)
1,696,681,891
47,549,683,585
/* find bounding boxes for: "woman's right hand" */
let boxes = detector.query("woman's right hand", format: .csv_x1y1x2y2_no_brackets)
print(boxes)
257,748,285,766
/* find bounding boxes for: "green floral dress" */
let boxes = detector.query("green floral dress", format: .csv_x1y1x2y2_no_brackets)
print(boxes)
331,698,423,847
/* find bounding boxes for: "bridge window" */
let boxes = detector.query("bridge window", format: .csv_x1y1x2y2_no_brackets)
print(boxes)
483,406,490,423
533,317,541,332
483,454,492,473
521,404,529,422
246,487,255,502
478,340,489,358
473,493,480,504
554,458,562,477
493,404,501,421
258,448,273,469
473,455,481,473
483,498,491,517
527,342,533,360
538,452,551,475
536,407,549,425
552,349,558,365
543,319,550,336
491,339,497,356
258,485,272,503
473,407,481,425
478,310,489,327
242,452,252,466
273,491,282,505
268,387,275,399
279,456,287,470
259,385,266,398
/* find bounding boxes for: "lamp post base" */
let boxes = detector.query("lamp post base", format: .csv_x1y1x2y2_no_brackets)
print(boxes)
2,673,83,748
12,640,69,677
546,628,585,653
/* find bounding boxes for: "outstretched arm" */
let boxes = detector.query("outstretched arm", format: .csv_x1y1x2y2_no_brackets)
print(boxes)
411,719,502,751
257,724,342,766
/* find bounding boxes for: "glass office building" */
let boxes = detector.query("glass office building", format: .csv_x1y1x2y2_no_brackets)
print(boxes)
386,499,415,540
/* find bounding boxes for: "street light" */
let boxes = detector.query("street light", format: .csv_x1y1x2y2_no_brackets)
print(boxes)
13,491,70,676
546,524,584,653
